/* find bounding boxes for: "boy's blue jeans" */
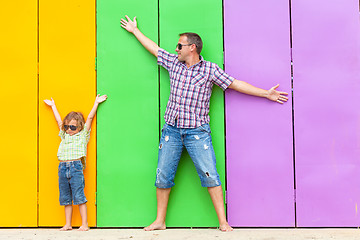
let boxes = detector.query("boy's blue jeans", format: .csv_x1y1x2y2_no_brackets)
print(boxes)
58,160,87,205
155,122,221,188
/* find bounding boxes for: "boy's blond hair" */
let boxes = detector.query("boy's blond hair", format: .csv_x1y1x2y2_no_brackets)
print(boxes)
62,111,85,132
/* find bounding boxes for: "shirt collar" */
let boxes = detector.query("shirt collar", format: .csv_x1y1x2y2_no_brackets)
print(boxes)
178,55,204,68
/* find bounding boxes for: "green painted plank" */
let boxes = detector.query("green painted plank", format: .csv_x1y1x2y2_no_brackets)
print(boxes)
96,1,159,227
159,0,225,227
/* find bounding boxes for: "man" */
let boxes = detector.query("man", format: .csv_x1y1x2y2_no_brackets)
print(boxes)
120,15,288,232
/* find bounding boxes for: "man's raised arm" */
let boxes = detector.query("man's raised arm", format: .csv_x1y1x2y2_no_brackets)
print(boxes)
121,15,159,57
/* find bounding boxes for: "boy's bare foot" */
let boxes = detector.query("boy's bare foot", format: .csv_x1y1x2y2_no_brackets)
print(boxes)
78,225,89,231
144,221,166,231
59,225,72,231
219,222,233,232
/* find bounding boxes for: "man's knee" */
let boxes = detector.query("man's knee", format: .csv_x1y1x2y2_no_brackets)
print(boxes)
155,167,175,188
199,170,221,187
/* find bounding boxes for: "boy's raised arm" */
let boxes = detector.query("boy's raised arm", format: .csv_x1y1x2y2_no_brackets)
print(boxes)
120,15,159,57
44,98,63,129
85,94,108,131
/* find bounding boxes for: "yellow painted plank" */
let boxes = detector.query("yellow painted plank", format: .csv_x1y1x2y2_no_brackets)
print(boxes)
0,1,38,227
39,0,96,226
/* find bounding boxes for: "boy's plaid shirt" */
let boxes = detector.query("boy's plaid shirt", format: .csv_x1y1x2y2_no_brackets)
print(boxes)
57,124,91,161
158,48,234,128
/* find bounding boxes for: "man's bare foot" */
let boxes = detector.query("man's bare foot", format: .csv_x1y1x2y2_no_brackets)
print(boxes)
219,222,233,232
78,225,89,231
59,225,72,231
144,221,166,231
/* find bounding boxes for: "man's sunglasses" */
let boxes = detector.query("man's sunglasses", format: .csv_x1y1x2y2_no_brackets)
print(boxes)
64,125,78,131
176,43,193,50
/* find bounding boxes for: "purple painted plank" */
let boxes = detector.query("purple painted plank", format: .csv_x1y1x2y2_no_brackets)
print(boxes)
292,0,360,227
224,0,294,226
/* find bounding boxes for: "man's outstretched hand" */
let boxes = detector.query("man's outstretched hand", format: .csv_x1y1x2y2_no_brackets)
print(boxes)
121,15,137,33
267,84,289,104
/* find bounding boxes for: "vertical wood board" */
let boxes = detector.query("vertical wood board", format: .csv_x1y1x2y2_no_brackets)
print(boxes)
224,0,295,227
292,0,360,227
0,0,38,227
39,0,97,227
96,0,159,227
159,0,226,227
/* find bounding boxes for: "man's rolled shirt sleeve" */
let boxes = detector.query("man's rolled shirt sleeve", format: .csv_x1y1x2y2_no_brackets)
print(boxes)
212,64,235,90
157,48,176,71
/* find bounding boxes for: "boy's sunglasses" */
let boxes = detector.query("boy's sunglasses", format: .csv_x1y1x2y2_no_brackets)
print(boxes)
64,125,78,131
176,43,192,50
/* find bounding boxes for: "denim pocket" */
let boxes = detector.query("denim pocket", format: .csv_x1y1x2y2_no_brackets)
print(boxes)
73,162,83,172
161,124,167,133
198,124,211,134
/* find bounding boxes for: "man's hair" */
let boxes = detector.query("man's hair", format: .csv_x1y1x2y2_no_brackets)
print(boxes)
62,111,85,132
179,32,203,54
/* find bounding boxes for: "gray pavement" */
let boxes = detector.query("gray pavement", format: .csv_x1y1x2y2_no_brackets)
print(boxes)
1,228,360,240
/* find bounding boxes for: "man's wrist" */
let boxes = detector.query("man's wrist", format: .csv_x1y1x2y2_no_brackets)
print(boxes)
133,27,139,35
264,90,270,99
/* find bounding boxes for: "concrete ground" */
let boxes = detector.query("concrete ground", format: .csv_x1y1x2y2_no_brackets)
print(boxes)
1,228,360,240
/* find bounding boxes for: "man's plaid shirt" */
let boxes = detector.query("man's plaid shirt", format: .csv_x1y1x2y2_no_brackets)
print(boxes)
158,48,234,128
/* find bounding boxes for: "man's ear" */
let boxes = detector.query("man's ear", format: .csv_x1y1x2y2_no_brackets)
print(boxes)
190,44,197,53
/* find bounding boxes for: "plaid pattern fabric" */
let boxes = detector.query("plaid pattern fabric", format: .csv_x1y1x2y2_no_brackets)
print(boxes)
57,124,91,164
158,48,234,128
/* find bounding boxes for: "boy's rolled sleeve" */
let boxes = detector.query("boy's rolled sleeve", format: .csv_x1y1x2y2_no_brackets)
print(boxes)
59,130,65,140
83,124,91,143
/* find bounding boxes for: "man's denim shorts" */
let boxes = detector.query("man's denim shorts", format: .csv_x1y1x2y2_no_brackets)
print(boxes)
58,160,87,206
155,122,221,188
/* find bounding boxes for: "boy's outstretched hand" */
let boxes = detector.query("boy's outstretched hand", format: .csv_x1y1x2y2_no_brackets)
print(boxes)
95,94,107,104
44,98,55,107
